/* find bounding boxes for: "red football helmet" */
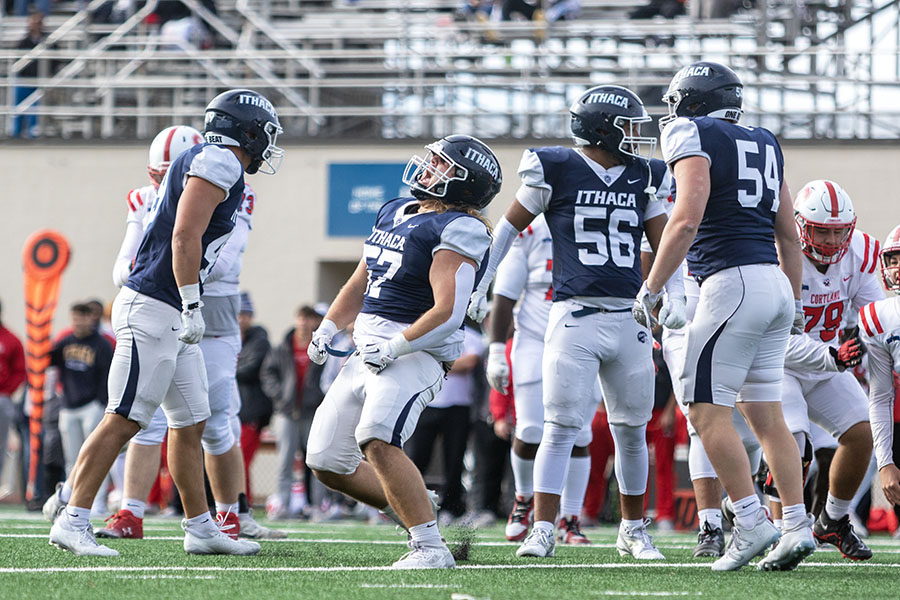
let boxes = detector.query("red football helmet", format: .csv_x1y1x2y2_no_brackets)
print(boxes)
794,179,856,265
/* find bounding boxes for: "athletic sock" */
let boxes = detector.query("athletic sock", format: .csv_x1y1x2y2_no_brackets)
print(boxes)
380,503,405,529
185,512,218,536
698,508,722,530
560,455,590,517
782,503,808,531
216,502,239,516
621,518,644,532
774,519,783,531
510,448,535,498
122,498,146,519
824,493,852,521
62,505,91,530
533,520,554,535
60,482,72,503
409,520,443,548
732,494,761,529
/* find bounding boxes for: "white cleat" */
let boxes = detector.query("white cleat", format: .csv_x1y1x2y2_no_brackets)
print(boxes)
712,508,780,571
516,527,556,558
49,518,119,557
182,519,261,555
391,541,456,569
42,484,66,524
616,518,665,560
239,513,288,540
757,517,816,571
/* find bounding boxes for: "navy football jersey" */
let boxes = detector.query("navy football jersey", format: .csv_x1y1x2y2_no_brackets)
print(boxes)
661,116,784,281
516,147,669,301
360,197,492,324
128,143,244,309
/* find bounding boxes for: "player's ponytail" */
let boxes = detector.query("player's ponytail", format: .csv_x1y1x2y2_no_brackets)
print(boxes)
419,199,493,233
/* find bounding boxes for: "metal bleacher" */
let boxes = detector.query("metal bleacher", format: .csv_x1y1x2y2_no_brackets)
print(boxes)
1,0,899,141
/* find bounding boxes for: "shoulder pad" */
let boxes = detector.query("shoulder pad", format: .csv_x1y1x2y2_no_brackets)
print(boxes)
850,230,881,275
859,301,887,338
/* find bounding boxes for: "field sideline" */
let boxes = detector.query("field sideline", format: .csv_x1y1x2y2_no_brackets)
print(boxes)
1,507,898,600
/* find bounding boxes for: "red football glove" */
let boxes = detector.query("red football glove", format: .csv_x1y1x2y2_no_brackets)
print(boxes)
830,336,866,369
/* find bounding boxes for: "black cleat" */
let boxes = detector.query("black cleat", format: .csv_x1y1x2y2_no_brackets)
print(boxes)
813,512,872,561
693,522,725,558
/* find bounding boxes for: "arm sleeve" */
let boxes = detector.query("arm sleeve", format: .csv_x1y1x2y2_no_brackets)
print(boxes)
474,217,521,295
186,145,243,196
515,149,553,215
866,342,896,469
406,262,476,354
661,118,711,166
492,239,529,301
204,216,249,284
783,333,840,372
434,217,492,270
113,219,145,288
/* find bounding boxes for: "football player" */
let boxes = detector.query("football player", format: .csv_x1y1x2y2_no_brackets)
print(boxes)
468,84,686,560
304,135,500,569
48,89,282,557
639,61,813,571
856,227,900,511
486,214,600,545
764,180,878,560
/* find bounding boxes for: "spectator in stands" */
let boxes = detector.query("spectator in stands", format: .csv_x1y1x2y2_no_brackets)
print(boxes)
406,323,484,524
545,0,581,22
49,303,113,478
0,299,26,482
457,0,493,20
689,0,742,20
11,9,44,139
495,0,542,21
629,0,685,19
261,305,326,518
153,0,218,50
236,292,273,505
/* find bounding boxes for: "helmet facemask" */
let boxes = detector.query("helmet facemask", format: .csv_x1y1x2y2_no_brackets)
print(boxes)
795,216,856,265
254,120,284,175
882,250,900,293
402,145,468,200
614,115,657,163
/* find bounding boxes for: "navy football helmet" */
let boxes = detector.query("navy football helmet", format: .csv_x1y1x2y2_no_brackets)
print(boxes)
569,85,656,164
660,61,743,128
402,134,502,210
203,89,284,175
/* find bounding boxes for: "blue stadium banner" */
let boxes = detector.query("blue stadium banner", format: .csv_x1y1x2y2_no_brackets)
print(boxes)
328,163,409,237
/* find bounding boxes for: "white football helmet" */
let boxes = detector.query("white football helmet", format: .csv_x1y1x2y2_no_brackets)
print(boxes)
881,225,900,292
148,125,203,187
794,179,856,265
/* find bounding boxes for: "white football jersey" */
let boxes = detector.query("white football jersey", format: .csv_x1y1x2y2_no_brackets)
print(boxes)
492,213,554,340
785,230,884,374
858,296,900,470
203,184,255,297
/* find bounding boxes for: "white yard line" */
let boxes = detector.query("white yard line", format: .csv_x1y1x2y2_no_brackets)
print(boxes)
0,562,898,574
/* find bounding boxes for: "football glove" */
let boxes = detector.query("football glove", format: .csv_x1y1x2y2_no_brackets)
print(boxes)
358,341,397,374
179,305,205,344
177,283,205,344
467,288,489,323
791,299,805,335
659,295,687,330
632,282,662,329
485,342,510,394
308,319,338,365
829,335,866,370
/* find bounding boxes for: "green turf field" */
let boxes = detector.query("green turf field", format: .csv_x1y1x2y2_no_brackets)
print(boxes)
2,507,898,600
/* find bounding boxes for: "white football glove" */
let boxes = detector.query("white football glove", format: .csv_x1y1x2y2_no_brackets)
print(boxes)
308,319,338,365
179,306,205,344
467,288,489,323
358,341,397,374
177,283,205,344
658,296,687,330
485,342,510,394
791,298,805,335
632,282,662,329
